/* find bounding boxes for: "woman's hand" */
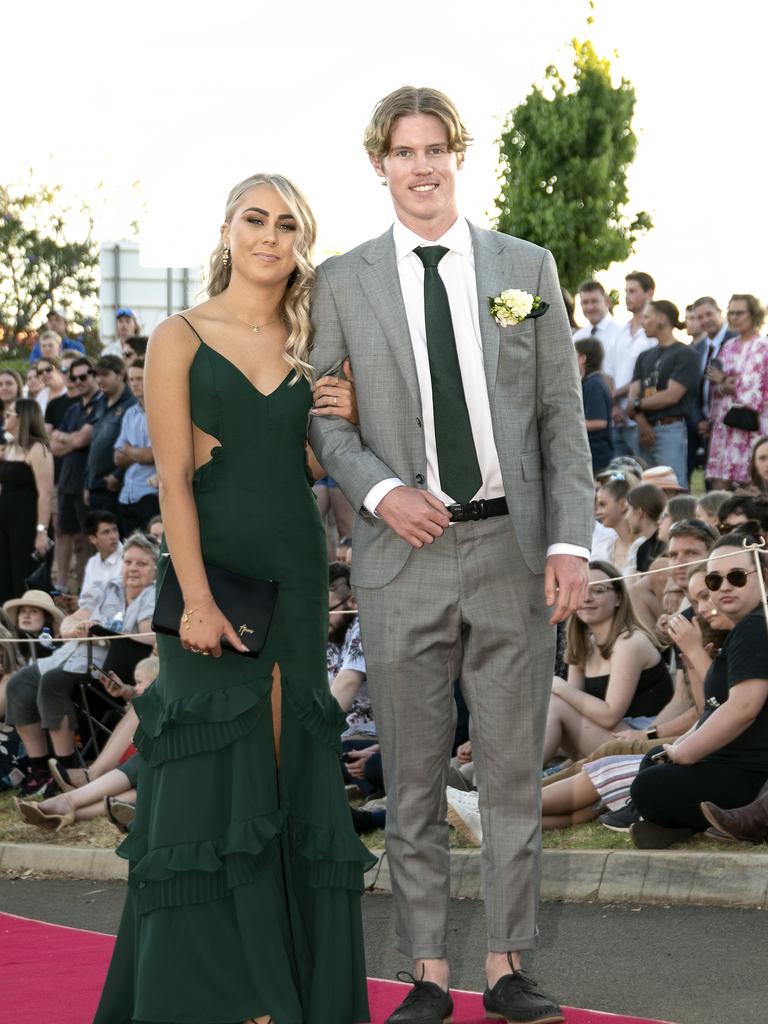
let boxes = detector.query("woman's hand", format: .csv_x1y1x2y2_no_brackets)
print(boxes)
345,744,380,779
662,587,684,616
311,359,358,424
179,598,249,658
34,530,49,557
663,741,694,765
101,670,136,702
706,365,725,385
667,613,703,656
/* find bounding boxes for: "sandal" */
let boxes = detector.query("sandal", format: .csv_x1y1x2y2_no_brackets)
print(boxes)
15,796,76,833
49,758,90,793
104,796,135,834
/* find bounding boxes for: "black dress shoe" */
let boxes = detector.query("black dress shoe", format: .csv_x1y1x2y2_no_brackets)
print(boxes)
483,959,564,1024
384,971,454,1024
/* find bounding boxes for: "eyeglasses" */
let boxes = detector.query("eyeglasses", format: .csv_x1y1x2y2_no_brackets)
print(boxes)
703,568,757,591
70,372,93,383
589,584,617,595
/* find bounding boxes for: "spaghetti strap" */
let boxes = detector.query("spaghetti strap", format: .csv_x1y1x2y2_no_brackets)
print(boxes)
176,313,206,347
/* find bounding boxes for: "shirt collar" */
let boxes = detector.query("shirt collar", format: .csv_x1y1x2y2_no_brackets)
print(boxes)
393,215,472,263
103,542,123,567
596,314,614,332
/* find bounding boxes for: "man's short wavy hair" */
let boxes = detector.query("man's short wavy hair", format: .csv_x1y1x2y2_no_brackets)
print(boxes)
363,86,472,160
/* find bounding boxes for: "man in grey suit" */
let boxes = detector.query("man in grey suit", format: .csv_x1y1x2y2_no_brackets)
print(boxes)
310,86,594,1024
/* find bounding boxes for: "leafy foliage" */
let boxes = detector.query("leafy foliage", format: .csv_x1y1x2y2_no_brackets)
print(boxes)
0,183,99,342
494,40,652,292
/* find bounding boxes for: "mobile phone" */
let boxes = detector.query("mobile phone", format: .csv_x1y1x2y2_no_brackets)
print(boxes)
89,663,112,684
651,749,671,764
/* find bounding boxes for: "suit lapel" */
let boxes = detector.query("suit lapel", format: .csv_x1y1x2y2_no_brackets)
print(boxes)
470,224,510,397
358,228,421,408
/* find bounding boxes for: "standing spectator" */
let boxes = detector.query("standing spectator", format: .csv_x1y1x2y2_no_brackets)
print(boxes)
24,364,43,402
692,296,738,437
628,300,700,490
120,334,148,367
38,330,63,362
0,368,23,425
575,338,614,474
28,311,85,363
0,400,54,603
50,356,105,592
113,359,159,533
101,308,142,358
573,280,622,357
685,305,706,346
86,356,136,522
749,436,768,495
561,286,579,333
605,272,656,456
706,295,768,489
35,355,67,416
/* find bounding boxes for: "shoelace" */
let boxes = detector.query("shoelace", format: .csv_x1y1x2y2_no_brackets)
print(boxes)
395,970,444,1005
494,968,543,1001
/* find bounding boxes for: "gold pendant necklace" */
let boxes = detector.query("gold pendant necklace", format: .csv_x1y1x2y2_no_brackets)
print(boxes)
228,309,280,334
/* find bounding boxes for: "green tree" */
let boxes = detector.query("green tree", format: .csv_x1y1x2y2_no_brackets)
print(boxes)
494,39,652,292
0,182,99,343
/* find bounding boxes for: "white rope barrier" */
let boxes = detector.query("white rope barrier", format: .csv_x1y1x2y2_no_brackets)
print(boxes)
0,542,765,641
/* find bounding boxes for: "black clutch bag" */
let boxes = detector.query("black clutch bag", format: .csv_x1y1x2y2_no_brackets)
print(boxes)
152,556,279,659
723,405,760,432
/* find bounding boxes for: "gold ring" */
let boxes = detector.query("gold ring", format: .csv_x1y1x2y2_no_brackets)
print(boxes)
334,395,338,406
202,651,211,657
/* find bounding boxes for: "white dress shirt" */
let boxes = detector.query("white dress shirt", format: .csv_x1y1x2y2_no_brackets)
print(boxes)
603,319,655,423
572,313,622,361
79,542,124,608
363,217,588,561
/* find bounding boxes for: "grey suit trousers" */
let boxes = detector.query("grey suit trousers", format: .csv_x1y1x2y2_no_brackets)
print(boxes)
354,513,554,959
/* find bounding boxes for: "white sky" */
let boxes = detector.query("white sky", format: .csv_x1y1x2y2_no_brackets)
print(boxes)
4,0,767,315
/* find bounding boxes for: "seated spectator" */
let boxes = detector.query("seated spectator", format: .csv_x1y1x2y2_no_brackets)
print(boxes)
657,494,698,544
86,355,136,522
575,337,614,474
113,359,160,534
716,491,768,536
641,465,685,498
326,562,383,806
80,510,123,606
335,535,352,565
749,436,768,495
630,526,768,848
15,655,158,833
0,593,63,712
695,490,732,528
624,483,666,574
652,519,719,643
147,515,164,543
543,561,673,766
5,533,156,796
592,472,640,570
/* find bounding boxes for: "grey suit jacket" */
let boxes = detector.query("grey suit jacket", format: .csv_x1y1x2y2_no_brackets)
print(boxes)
308,222,594,588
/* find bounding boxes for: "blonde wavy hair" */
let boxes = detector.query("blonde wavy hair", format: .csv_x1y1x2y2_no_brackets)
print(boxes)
206,173,317,384
363,85,473,160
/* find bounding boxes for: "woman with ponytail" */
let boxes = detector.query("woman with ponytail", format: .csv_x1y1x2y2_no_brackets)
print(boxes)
93,175,374,1024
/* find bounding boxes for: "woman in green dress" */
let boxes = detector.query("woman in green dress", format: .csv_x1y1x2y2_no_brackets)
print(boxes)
93,173,375,1024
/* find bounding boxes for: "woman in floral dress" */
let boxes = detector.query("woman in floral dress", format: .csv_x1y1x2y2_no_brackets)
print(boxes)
706,294,768,488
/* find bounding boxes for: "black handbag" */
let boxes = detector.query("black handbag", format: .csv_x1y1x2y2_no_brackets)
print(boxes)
152,557,279,658
723,405,760,432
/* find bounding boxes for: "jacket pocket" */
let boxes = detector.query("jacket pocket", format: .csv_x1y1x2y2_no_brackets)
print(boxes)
520,450,543,481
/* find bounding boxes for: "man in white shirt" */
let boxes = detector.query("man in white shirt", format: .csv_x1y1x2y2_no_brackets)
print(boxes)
572,280,622,359
604,271,656,457
310,86,594,1024
79,510,123,608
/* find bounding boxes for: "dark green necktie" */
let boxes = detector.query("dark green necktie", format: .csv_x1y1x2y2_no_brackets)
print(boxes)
414,245,482,504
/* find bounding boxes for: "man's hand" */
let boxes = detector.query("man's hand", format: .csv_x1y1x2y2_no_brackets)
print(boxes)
105,474,121,492
544,554,589,625
456,740,472,764
345,745,379,779
697,419,711,438
637,417,655,449
376,486,451,548
611,403,625,426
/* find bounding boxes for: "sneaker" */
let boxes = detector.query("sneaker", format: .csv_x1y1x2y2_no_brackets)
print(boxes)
599,799,640,832
361,796,388,813
18,770,52,798
446,786,481,846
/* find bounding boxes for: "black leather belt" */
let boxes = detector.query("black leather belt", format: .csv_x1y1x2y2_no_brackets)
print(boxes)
447,497,509,522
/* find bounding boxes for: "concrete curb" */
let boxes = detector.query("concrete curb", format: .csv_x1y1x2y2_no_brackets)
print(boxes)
3,842,767,908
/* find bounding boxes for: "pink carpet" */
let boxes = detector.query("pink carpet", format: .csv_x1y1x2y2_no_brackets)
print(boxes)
0,912,670,1023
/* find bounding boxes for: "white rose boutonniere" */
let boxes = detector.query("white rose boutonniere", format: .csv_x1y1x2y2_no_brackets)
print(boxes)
489,289,549,327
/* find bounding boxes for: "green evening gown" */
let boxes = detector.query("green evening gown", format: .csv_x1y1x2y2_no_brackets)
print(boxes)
93,319,376,1024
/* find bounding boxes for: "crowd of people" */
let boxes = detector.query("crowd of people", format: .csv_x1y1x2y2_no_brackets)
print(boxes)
2,272,768,858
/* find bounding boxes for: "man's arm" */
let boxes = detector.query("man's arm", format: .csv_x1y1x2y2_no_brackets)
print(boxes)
634,379,687,412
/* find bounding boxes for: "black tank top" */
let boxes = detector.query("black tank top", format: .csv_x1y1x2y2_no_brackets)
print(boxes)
584,658,673,718
0,460,37,496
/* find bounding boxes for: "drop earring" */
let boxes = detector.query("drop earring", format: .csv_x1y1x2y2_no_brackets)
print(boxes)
222,246,231,267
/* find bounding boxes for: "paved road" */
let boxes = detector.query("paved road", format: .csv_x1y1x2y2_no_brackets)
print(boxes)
1,877,765,1023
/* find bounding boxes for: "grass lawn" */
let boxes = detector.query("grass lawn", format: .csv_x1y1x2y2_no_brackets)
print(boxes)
3,790,762,858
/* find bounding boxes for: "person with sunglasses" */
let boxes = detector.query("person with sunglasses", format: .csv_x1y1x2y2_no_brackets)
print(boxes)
50,356,105,592
629,527,768,847
34,355,67,416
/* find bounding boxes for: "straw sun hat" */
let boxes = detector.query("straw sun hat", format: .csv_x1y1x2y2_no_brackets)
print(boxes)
640,466,685,492
2,590,64,629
